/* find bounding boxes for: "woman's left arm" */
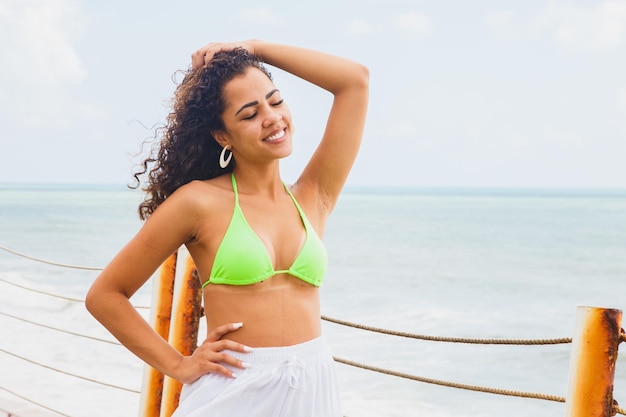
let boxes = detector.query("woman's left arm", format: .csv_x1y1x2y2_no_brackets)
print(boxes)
193,40,369,214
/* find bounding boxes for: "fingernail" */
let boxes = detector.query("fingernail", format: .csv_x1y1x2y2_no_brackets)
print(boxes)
232,322,243,329
231,372,239,378
241,362,252,369
243,345,253,353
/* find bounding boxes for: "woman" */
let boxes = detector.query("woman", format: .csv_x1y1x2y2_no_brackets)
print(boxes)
86,40,368,416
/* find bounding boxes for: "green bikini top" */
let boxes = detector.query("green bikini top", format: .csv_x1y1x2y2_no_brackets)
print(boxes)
203,174,327,287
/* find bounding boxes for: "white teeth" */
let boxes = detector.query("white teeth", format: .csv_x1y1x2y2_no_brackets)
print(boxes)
265,129,285,141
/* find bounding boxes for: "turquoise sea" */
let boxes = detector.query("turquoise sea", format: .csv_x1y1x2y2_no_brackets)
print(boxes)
0,183,625,417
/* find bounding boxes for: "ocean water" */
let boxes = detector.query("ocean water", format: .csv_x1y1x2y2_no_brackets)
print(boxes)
0,183,625,417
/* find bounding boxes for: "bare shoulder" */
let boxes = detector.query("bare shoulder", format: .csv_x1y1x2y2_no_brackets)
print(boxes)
169,174,234,215
141,175,232,228
141,175,234,246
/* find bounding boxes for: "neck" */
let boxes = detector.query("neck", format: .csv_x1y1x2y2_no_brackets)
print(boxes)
232,164,287,198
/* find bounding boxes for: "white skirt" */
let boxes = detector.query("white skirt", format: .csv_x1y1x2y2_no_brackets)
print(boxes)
172,336,342,417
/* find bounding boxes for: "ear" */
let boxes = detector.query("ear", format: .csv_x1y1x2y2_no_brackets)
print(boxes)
212,130,231,148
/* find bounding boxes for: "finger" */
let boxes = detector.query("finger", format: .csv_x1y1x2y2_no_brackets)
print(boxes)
209,350,252,370
213,339,253,354
192,47,214,69
205,362,241,379
202,45,227,65
194,340,252,372
197,339,252,357
206,322,244,342
191,44,214,69
196,349,251,378
191,50,203,69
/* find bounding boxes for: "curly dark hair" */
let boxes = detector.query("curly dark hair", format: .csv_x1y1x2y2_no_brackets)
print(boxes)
132,48,272,220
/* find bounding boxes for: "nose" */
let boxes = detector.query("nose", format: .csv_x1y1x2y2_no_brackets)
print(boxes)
262,109,282,128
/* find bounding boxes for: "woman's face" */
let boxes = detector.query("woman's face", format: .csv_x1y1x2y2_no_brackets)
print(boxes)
216,67,294,166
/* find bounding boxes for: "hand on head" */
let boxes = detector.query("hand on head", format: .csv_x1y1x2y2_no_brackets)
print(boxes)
191,41,257,69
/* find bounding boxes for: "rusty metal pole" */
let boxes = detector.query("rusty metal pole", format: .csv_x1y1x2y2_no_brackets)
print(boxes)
565,306,622,417
159,254,202,417
138,251,178,417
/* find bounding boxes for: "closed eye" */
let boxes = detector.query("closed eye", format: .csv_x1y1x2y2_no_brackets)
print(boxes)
242,99,284,120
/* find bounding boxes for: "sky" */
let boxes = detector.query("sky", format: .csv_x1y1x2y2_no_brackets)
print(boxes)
1,0,625,188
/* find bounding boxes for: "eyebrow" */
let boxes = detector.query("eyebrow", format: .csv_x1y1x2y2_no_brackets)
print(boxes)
234,89,280,116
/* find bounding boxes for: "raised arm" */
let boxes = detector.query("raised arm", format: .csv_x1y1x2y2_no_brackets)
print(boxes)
193,40,369,214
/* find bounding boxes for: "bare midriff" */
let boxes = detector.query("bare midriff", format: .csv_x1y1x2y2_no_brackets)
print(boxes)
202,274,321,347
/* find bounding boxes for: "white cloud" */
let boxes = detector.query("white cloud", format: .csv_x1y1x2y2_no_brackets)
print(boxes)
348,18,378,36
0,0,86,83
237,7,281,26
487,1,626,52
538,0,626,51
392,11,433,38
0,0,101,130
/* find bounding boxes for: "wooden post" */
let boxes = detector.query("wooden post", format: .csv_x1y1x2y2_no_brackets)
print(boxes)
565,306,622,417
159,254,202,417
138,252,178,417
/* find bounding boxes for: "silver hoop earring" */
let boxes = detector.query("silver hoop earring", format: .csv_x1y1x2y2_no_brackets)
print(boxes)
219,146,232,169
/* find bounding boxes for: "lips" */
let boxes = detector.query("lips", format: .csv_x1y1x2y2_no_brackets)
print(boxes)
264,129,286,142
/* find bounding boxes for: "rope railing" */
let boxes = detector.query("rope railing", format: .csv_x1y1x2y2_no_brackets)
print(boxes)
1,245,624,417
336,357,626,417
322,315,573,345
334,356,565,402
0,277,149,310
0,309,133,417
0,348,139,394
0,387,71,417
0,245,102,271
0,277,86,304
0,311,120,345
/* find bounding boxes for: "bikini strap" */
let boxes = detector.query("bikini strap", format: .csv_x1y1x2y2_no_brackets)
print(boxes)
231,173,239,206
283,183,309,226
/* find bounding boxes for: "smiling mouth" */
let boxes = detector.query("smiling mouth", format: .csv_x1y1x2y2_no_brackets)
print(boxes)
264,129,286,142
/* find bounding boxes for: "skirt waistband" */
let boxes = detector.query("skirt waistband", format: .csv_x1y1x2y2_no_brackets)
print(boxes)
227,335,331,365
